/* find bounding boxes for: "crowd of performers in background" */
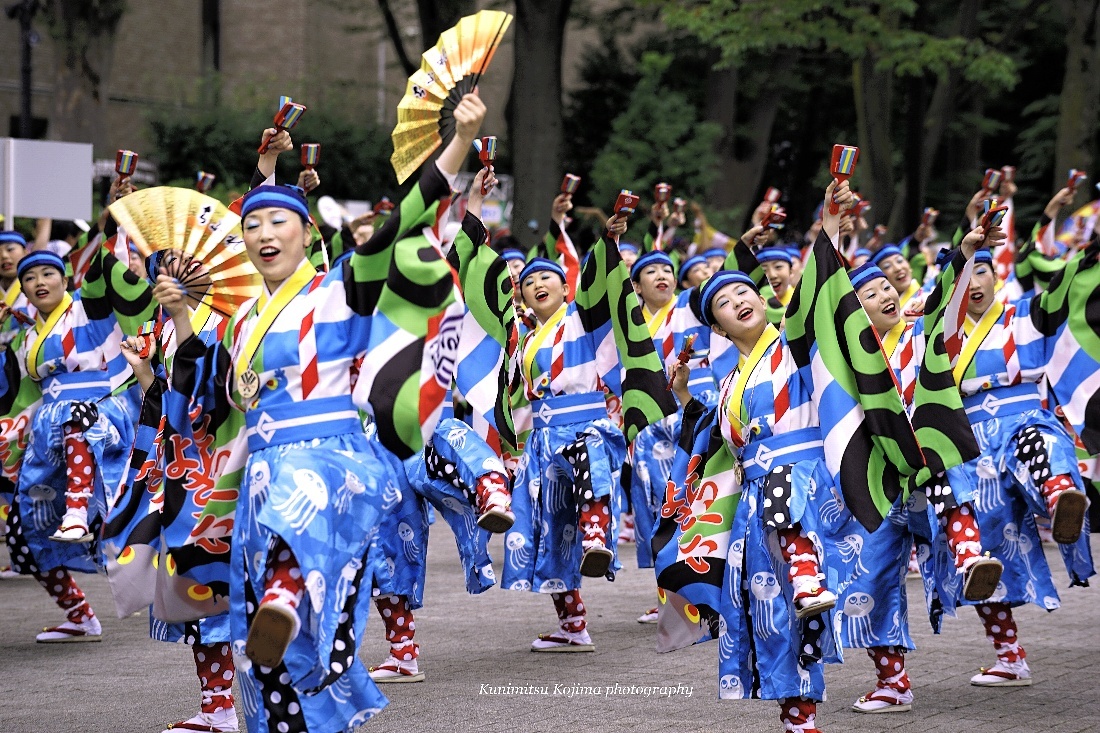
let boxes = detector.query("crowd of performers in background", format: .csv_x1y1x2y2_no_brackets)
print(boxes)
0,88,1097,733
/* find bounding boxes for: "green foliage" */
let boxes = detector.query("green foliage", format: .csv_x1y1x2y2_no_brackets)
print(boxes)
651,0,1017,90
562,30,639,204
147,107,402,202
589,53,722,210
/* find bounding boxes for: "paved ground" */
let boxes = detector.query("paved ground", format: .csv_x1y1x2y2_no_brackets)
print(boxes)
1,530,1098,733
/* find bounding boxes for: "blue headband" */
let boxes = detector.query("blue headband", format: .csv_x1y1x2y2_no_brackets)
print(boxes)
704,247,727,259
871,245,904,266
618,242,638,254
17,250,65,280
974,249,993,265
849,262,887,291
0,231,26,247
756,247,793,265
501,249,526,263
784,246,801,260
679,255,708,282
630,250,674,281
700,270,759,327
853,248,872,261
241,184,310,221
518,257,566,283
144,250,166,282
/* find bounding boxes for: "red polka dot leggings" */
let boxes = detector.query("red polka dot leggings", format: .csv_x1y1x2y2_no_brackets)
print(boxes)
62,423,95,517
375,594,418,661
778,697,818,732
551,590,586,633
32,566,93,623
579,496,610,545
867,646,910,692
474,471,511,514
777,527,823,598
192,642,235,715
1041,474,1076,516
262,537,305,609
976,602,1025,664
939,503,982,569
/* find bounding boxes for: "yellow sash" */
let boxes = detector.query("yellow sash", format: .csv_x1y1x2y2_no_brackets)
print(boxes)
898,279,920,306
644,301,674,339
522,304,566,387
234,260,317,378
953,300,1004,386
27,292,73,379
726,324,780,438
189,300,212,337
2,281,20,307
882,320,907,359
775,287,793,306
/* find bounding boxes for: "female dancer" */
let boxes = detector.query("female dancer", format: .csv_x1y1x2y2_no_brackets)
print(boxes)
155,93,487,732
846,251,1003,713
456,167,674,652
664,177,926,732
931,228,1095,687
0,241,155,642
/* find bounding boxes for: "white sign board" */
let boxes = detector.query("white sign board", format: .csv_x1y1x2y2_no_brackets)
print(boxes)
0,138,93,226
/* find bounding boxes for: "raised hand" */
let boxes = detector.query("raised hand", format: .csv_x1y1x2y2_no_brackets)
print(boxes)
821,179,853,239
468,167,498,220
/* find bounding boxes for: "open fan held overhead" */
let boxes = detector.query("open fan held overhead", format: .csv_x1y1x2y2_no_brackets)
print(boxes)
390,9,513,184
108,186,261,318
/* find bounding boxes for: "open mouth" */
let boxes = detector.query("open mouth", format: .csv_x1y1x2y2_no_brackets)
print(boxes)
769,279,781,290
737,306,753,322
970,291,985,303
882,303,897,316
534,291,549,302
35,288,49,298
259,246,280,263
656,282,669,291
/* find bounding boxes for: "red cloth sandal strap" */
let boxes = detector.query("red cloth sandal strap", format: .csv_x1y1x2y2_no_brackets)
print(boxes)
41,625,87,636
978,667,1019,680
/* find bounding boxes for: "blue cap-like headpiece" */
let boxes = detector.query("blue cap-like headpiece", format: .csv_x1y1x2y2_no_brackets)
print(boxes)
630,250,674,281
241,184,310,221
518,257,566,283
700,270,759,327
849,262,888,291
17,250,65,280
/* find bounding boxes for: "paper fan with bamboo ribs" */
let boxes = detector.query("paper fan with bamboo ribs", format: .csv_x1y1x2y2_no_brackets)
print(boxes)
108,186,261,318
390,9,513,183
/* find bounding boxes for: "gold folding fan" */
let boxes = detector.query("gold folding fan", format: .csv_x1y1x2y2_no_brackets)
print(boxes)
108,187,261,317
390,9,513,183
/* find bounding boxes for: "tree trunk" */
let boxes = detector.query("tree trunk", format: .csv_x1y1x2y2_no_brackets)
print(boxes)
377,0,418,76
508,0,572,247
416,0,476,49
912,0,978,228
1054,0,1100,199
852,55,896,231
704,56,790,216
42,0,125,152
704,65,739,209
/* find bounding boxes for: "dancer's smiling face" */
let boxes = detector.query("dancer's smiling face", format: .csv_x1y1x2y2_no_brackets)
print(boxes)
856,278,901,334
709,281,767,350
242,207,311,289
521,270,567,323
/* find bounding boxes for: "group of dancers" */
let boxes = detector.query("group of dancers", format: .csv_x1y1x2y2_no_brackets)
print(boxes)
0,88,1096,733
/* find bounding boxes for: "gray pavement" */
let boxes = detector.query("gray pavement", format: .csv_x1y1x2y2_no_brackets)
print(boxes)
1,530,1098,733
